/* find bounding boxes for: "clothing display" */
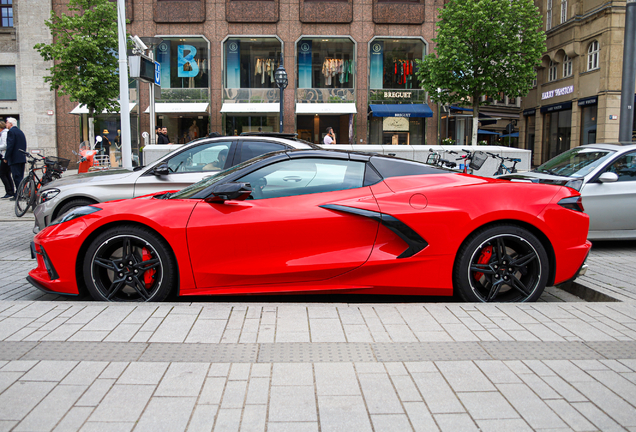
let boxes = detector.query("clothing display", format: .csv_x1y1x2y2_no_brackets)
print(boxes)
321,58,353,87
254,58,278,85
384,59,417,89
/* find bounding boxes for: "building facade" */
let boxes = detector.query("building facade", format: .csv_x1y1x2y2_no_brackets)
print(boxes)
0,0,56,156
52,0,445,162
521,0,629,165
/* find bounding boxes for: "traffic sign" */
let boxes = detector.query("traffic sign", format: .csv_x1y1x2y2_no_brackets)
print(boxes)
154,61,161,86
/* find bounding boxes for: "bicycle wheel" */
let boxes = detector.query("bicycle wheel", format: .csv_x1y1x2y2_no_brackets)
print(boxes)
15,176,36,217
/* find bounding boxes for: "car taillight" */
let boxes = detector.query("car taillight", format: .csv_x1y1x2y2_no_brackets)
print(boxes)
558,196,584,212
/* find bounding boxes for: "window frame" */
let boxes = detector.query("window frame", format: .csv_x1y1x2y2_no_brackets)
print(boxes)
0,0,13,28
560,0,567,24
548,60,558,82
587,40,600,71
562,54,572,77
546,0,553,30
163,140,236,174
0,65,17,101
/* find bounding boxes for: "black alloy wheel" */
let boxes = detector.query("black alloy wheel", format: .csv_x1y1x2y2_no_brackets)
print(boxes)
453,224,549,302
83,225,176,302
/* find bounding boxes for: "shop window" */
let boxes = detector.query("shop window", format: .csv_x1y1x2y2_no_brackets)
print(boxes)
224,38,282,89
297,38,354,90
587,41,599,71
560,0,567,24
369,39,424,90
225,115,279,136
154,37,209,90
581,104,597,145
377,0,418,2
546,0,552,30
0,0,12,27
0,66,16,100
548,61,557,82
563,55,572,77
543,109,571,162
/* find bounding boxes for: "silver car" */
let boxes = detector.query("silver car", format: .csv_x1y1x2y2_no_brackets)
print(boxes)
34,134,317,232
500,143,636,240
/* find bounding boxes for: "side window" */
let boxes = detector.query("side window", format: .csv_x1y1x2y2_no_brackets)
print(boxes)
238,158,365,200
167,141,233,173
239,141,288,164
605,152,636,182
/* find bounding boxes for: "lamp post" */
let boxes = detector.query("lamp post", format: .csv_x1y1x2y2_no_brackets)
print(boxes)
274,54,288,133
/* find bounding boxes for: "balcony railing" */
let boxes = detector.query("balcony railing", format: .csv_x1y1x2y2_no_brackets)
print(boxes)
296,88,355,103
222,88,281,103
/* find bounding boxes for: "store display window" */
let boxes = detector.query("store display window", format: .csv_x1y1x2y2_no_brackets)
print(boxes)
154,37,209,89
224,37,282,89
297,38,355,89
369,38,425,89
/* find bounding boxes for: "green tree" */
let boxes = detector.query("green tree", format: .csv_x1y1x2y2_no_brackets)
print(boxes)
416,0,545,145
34,0,125,145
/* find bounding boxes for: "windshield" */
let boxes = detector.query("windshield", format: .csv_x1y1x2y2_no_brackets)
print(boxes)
534,147,615,177
169,153,280,199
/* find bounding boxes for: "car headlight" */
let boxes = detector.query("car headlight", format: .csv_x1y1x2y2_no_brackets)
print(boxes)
39,188,60,204
50,206,102,226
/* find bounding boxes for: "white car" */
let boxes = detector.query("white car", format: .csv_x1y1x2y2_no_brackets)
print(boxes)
34,133,317,232
500,143,636,240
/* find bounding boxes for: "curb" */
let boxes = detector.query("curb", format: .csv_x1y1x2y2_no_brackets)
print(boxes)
557,280,623,302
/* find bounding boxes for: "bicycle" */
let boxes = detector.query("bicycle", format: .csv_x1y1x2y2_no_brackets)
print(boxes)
451,149,489,174
487,152,521,176
15,149,69,217
426,149,458,169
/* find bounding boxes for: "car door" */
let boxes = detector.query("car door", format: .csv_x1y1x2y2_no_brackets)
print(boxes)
186,157,380,289
133,140,237,197
582,151,636,232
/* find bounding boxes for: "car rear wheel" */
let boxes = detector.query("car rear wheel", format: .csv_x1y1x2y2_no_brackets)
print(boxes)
453,224,549,303
83,225,176,302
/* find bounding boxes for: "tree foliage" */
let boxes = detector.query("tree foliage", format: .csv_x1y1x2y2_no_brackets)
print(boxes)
416,0,546,144
34,0,123,116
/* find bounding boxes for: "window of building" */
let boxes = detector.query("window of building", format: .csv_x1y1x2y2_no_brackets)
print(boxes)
0,66,16,100
223,37,282,89
154,37,209,90
543,108,572,162
581,104,597,145
297,38,354,89
563,55,572,77
587,41,599,71
369,39,424,90
546,0,552,30
560,0,567,23
0,0,12,27
548,61,557,82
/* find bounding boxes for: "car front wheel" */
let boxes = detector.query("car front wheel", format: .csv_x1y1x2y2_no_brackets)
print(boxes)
82,225,176,302
453,224,549,303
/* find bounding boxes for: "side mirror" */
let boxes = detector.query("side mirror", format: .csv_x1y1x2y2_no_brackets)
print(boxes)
153,164,170,176
598,172,619,183
205,182,252,203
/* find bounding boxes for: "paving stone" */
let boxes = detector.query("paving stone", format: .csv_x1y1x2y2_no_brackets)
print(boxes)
411,372,464,414
0,380,57,420
79,422,135,432
371,414,413,432
88,384,154,422
358,372,403,414
269,386,317,422
474,419,533,432
496,383,567,429
116,362,168,385
314,362,359,396
266,422,319,432
154,362,208,397
317,395,372,432
20,360,77,382
572,402,627,432
569,379,636,426
436,361,496,392
186,404,218,432
133,397,196,432
199,377,227,405
544,399,596,432
220,380,248,409
403,401,439,432
272,363,313,386
76,379,115,407
239,404,267,432
458,392,518,420
61,361,108,386
14,384,86,432
245,377,269,405
434,413,480,432
52,406,93,432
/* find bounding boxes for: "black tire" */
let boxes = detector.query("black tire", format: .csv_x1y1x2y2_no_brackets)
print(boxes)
453,224,549,303
82,225,177,302
15,177,35,217
55,198,97,221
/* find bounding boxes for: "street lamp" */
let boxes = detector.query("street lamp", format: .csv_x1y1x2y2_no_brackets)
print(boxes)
274,54,288,133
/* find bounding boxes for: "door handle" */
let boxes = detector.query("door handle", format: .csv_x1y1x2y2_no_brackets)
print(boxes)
283,176,302,182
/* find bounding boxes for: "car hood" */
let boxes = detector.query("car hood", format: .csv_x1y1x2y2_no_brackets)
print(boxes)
498,172,585,191
44,169,137,189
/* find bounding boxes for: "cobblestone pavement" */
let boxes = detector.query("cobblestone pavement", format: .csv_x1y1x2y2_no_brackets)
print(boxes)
1,198,636,431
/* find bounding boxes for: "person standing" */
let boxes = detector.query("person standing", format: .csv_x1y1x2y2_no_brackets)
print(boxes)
157,127,171,144
323,127,336,145
99,129,111,155
4,117,27,201
0,121,14,199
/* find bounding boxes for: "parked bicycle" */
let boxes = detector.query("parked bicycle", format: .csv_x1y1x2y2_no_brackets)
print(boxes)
487,152,521,176
15,149,69,217
426,149,457,169
451,149,489,174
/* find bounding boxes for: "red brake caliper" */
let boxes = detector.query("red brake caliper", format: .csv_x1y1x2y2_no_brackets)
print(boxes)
474,246,493,281
142,247,156,289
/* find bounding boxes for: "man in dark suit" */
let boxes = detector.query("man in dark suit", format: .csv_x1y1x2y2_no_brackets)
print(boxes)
4,117,27,201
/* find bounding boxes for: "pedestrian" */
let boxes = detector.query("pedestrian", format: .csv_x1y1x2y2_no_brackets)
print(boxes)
4,117,26,201
323,127,336,145
157,127,171,144
99,129,111,155
0,121,15,199
155,126,161,144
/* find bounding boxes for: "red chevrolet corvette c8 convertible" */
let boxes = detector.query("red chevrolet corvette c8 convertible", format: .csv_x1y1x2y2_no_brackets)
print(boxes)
28,149,591,303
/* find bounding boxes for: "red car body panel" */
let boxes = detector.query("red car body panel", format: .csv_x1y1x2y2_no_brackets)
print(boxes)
29,171,591,299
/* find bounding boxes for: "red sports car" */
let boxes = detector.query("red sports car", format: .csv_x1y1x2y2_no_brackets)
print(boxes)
28,149,591,303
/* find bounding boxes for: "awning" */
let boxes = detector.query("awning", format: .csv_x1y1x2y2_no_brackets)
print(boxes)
478,129,501,135
500,132,519,138
144,103,210,114
69,103,137,115
368,104,433,118
220,103,279,114
296,103,357,115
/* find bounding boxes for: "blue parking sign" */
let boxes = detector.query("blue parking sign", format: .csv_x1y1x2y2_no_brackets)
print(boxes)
154,62,161,86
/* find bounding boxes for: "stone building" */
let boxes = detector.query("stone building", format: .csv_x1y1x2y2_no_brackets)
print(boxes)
520,0,629,165
53,0,445,163
0,0,56,156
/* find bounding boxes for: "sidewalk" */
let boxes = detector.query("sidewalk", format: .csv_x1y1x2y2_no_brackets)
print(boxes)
1,195,636,431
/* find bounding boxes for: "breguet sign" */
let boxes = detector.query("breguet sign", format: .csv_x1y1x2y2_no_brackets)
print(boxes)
542,85,574,100
384,91,412,99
